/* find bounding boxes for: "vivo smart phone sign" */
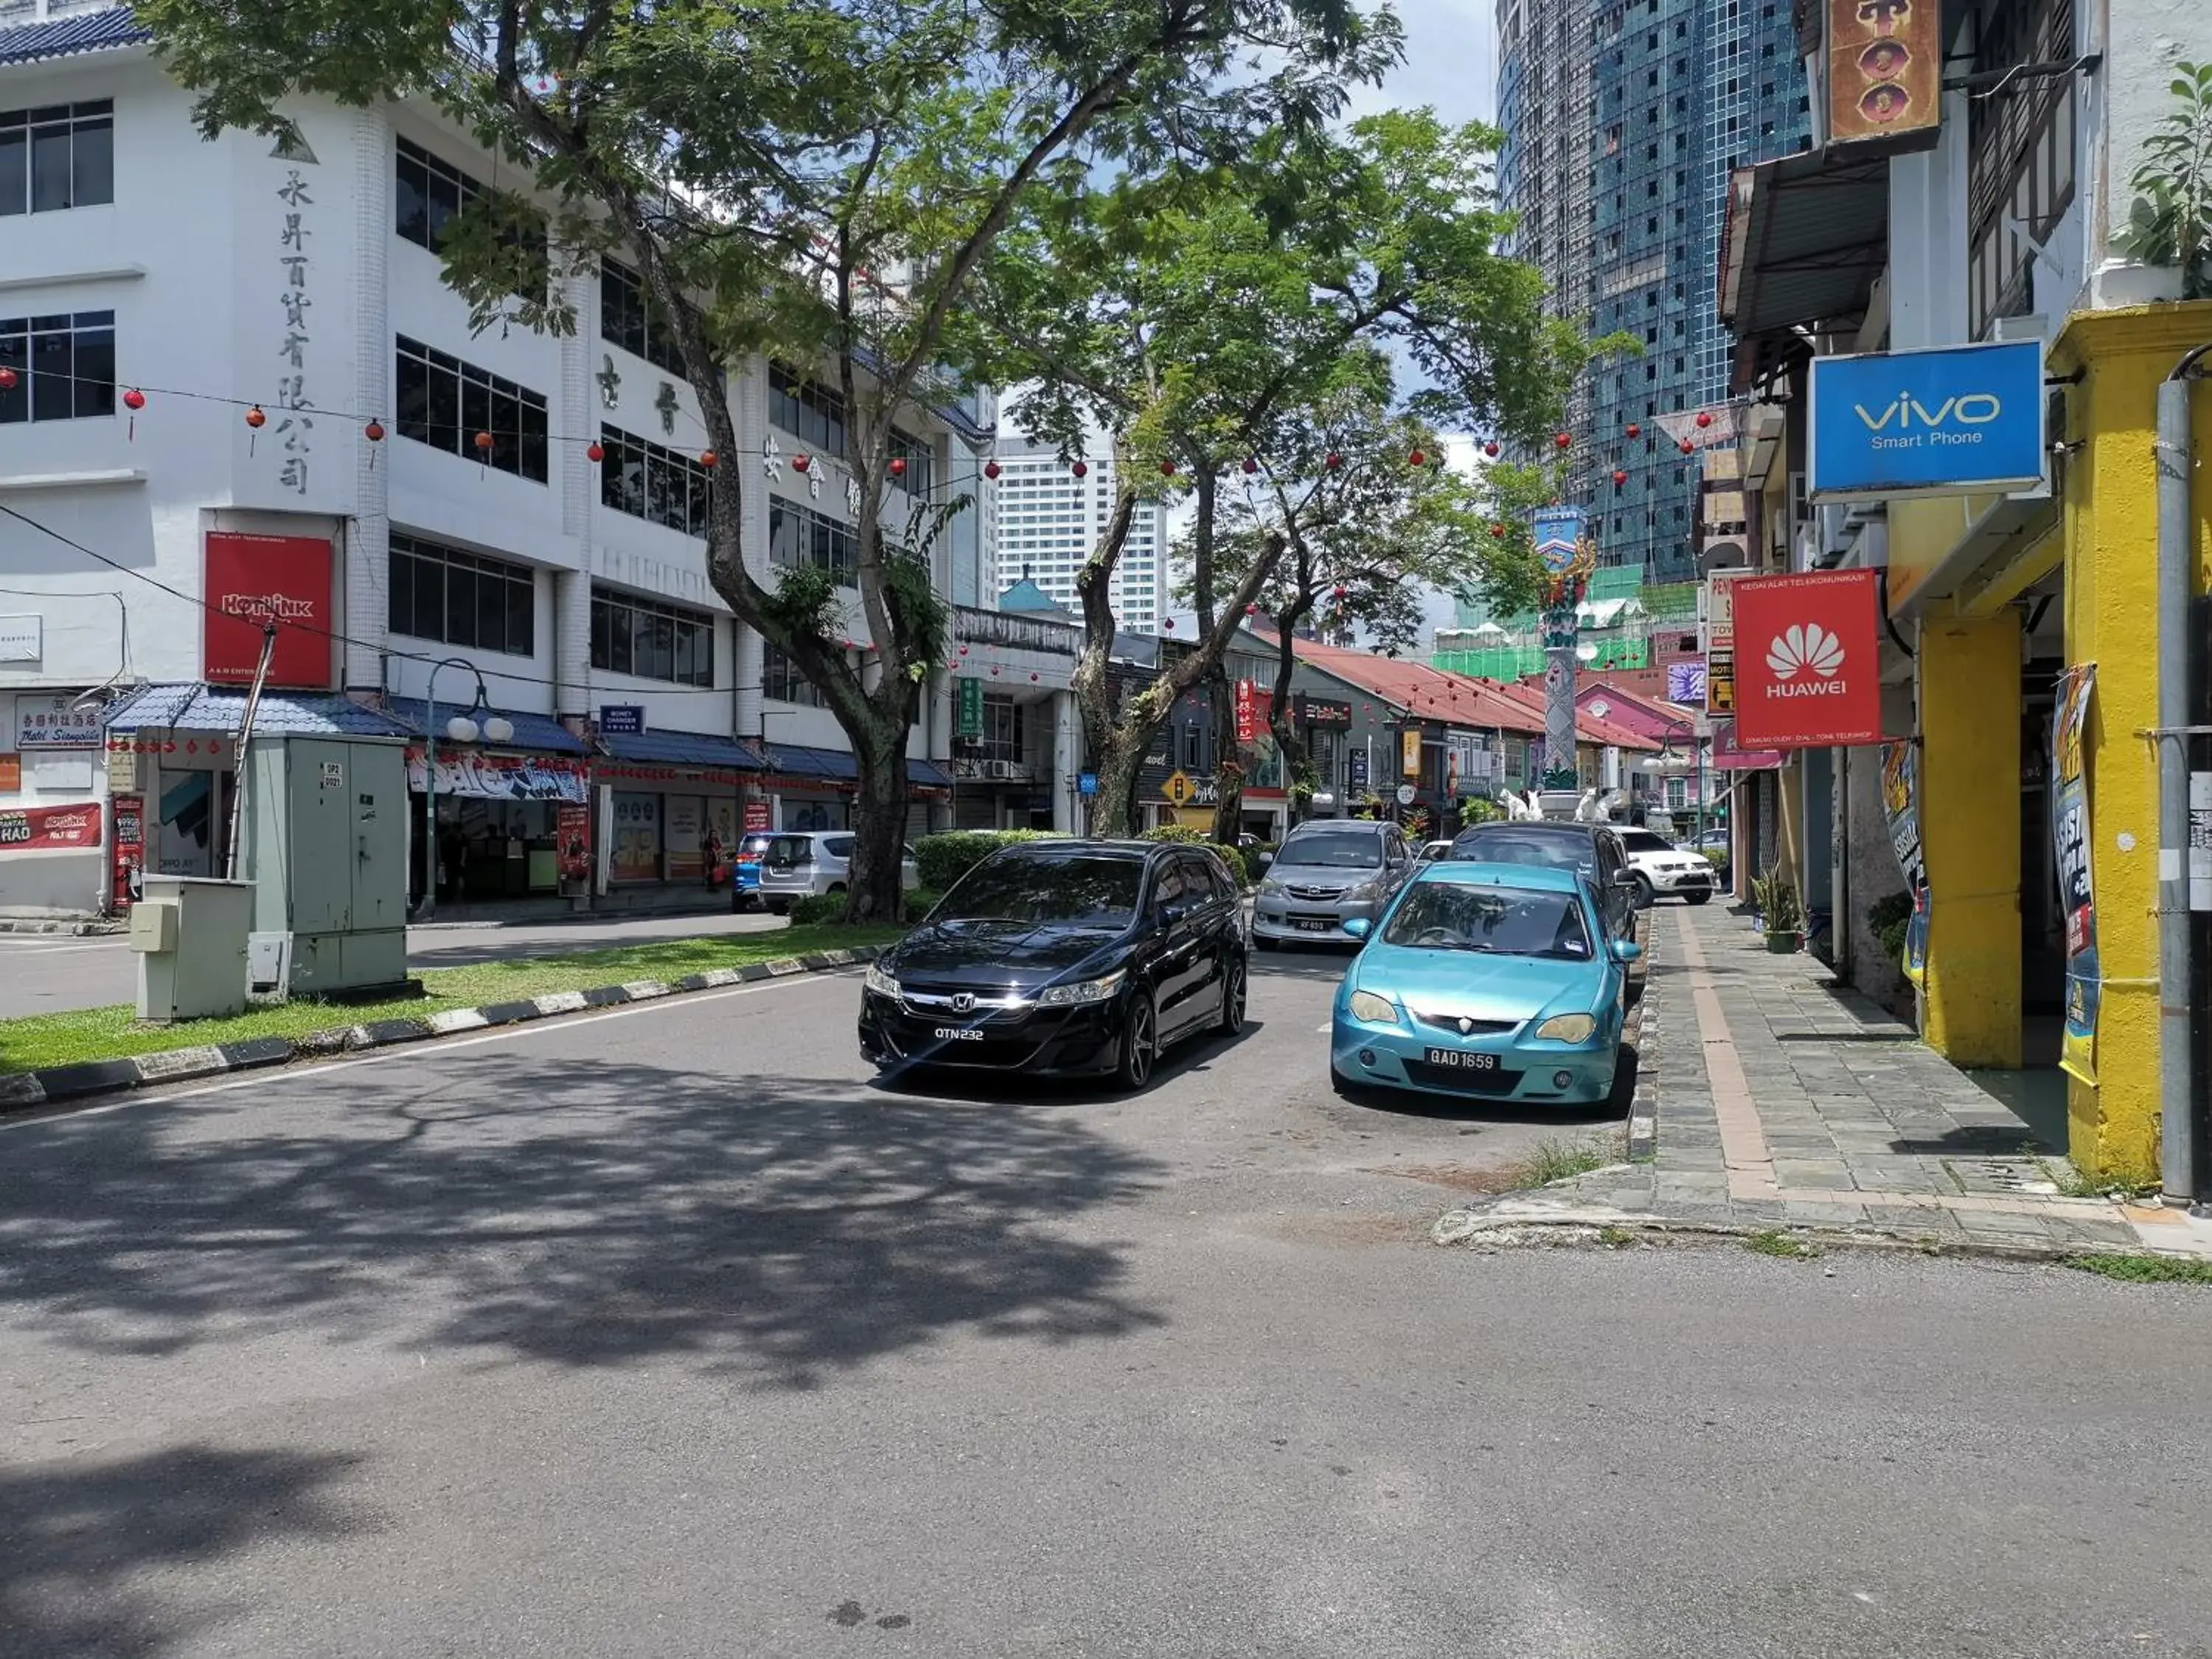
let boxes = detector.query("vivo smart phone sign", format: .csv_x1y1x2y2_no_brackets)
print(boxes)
1807,340,2045,501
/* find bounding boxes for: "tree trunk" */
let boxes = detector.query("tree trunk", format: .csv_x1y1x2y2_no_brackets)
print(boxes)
1208,671,1243,845
1086,718,1156,840
844,717,911,923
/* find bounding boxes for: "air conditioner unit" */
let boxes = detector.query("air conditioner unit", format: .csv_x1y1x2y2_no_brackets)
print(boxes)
987,759,1021,781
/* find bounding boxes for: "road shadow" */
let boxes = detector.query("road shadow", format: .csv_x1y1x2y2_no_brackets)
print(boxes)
0,1443,367,1658
868,1020,1268,1109
0,1055,1165,1390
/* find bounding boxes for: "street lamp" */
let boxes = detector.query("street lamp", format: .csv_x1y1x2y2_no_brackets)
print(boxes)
420,658,514,922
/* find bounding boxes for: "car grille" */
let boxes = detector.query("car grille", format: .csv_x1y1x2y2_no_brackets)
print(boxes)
1403,1060,1526,1095
1285,885,1344,902
1411,1011,1520,1037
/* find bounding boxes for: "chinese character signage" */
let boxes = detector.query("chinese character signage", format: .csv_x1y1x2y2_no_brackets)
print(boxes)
956,678,984,740
1399,728,1422,779
269,161,319,495
1826,0,1942,153
2051,665,2099,1085
1808,341,2045,501
204,532,335,687
13,695,104,748
1729,570,1884,749
1234,681,1256,745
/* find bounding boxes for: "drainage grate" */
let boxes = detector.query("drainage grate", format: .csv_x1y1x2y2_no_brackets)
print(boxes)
1944,1158,2060,1197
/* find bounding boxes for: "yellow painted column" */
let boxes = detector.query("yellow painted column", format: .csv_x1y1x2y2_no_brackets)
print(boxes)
2053,303,2212,1183
1917,612,2023,1068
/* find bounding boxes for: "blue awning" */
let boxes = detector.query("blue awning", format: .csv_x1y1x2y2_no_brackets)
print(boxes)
600,729,762,769
383,697,591,756
102,684,413,739
760,743,952,790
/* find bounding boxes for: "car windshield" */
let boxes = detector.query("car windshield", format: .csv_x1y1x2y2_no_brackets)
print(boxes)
762,835,814,865
1277,829,1385,869
1382,883,1594,959
1622,830,1675,854
936,853,1146,926
737,835,774,858
1453,831,1594,874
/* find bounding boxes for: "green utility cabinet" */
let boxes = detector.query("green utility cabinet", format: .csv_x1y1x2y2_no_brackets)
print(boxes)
241,735,410,998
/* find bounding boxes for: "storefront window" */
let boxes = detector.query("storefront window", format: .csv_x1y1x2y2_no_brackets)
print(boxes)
611,791,662,881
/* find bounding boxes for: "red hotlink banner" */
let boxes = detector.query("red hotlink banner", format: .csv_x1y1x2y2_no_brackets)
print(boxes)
1731,568,1885,749
0,802,105,852
204,531,335,689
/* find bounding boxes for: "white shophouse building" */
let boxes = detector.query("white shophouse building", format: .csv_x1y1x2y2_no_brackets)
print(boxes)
0,4,993,917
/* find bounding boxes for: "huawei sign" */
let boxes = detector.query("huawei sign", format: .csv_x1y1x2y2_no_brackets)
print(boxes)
204,532,335,688
1732,571,1883,748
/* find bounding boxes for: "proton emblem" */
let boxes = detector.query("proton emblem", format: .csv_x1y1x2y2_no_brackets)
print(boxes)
951,992,975,1015
1457,1017,1474,1034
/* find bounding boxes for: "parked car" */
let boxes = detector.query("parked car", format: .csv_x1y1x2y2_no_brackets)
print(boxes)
1618,827,1717,905
1251,818,1417,949
1690,827,1731,854
1444,819,1641,942
858,840,1247,1089
1331,861,1640,1105
1419,839,1455,862
731,831,776,908
755,831,920,914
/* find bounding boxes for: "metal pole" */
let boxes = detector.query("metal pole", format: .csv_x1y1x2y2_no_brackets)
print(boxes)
2154,349,2210,1206
422,677,440,924
223,624,279,880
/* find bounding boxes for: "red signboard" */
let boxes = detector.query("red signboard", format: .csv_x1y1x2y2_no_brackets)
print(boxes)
111,793,145,905
204,532,335,689
1234,681,1256,745
556,802,593,883
1731,569,1885,749
742,800,771,832
0,801,104,852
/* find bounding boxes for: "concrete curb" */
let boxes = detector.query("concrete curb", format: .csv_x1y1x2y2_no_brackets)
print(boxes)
0,917,126,936
0,944,883,1115
1427,1199,2203,1267
1624,917,1659,1162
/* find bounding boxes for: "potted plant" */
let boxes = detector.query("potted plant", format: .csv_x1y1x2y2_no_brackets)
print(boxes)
1751,869,1802,953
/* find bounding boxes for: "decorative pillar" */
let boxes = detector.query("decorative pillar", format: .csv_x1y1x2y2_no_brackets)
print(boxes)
1533,507,1590,792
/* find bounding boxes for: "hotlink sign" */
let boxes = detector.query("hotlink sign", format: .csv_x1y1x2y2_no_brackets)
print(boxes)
1807,340,2045,501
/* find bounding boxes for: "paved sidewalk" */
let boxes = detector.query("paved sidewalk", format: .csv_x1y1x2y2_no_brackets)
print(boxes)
1444,902,2212,1259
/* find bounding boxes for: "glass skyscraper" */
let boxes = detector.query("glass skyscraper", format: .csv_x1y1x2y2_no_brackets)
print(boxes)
1496,0,1810,582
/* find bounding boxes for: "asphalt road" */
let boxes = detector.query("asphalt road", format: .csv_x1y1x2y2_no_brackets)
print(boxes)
3,955,2208,1659
0,910,789,1021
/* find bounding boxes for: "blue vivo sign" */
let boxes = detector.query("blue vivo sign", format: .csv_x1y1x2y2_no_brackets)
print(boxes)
1808,341,2045,501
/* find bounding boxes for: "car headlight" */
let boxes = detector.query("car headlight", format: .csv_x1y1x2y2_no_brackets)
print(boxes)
1347,990,1399,1025
1037,969,1126,1007
1535,1012,1598,1043
1259,877,1285,896
864,962,900,998
1340,880,1382,903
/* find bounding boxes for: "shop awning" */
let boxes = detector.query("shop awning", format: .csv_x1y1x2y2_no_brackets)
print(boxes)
761,742,953,790
599,729,763,769
384,698,589,756
102,684,413,739
1717,150,1889,393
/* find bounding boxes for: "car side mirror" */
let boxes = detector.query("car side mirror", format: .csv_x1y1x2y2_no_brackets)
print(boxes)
1610,939,1644,964
1342,917,1372,941
1255,851,1273,868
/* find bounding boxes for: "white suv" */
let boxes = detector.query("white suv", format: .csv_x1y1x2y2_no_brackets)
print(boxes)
1618,828,1715,906
757,831,921,914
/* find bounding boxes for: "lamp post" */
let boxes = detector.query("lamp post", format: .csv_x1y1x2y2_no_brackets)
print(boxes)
420,658,514,923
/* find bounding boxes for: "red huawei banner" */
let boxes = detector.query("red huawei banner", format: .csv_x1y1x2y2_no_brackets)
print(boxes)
204,532,335,688
0,802,104,852
1731,569,1885,749
1234,681,1256,745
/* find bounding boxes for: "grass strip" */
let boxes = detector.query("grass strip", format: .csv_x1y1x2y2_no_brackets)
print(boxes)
0,923,905,1077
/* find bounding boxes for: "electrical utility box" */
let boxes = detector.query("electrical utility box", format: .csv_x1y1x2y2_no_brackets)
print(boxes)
131,874,254,1021
240,735,411,999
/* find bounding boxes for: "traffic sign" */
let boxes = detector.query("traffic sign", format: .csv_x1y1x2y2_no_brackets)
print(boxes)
1395,783,1417,807
1078,772,1098,797
1164,769,1194,807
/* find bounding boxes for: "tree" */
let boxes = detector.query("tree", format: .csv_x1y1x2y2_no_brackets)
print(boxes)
961,111,1590,838
136,0,1385,919
1198,380,1545,831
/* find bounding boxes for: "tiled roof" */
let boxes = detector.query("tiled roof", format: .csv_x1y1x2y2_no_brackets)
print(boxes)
0,7,151,67
382,698,590,756
1281,634,1661,751
601,728,762,769
761,743,951,789
1490,679,1663,752
102,684,414,738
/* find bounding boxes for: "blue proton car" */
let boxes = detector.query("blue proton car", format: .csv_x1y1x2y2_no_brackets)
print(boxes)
1330,861,1641,1105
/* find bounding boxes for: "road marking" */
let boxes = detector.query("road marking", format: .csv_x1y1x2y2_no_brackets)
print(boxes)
0,939,127,955
0,968,861,1128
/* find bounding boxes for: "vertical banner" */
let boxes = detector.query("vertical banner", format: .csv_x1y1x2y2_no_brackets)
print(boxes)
1532,507,1590,790
1825,0,1941,152
1399,727,1422,779
555,801,592,883
1234,681,1256,745
111,793,145,908
1879,741,1929,987
2051,665,2100,1085
956,678,984,740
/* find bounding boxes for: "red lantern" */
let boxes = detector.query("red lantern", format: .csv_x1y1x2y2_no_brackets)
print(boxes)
245,406,266,430
473,429,494,452
364,420,385,442
1071,460,1088,478
1030,672,1040,683
1163,617,1175,632
1680,439,1695,455
1484,441,1500,457
1695,411,1713,428
587,441,605,463
1626,422,1641,439
122,388,146,411
990,664,1001,677
1491,524,1506,539
1242,457,1259,475
1325,452,1344,470
1332,584,1349,599
700,448,718,468
1160,459,1176,476
1613,470,1628,486
0,366,15,391
983,460,1001,480
1408,448,1426,467
958,644,969,656
1245,603,1258,616
1554,432,1571,450
888,456,905,478
792,453,810,473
